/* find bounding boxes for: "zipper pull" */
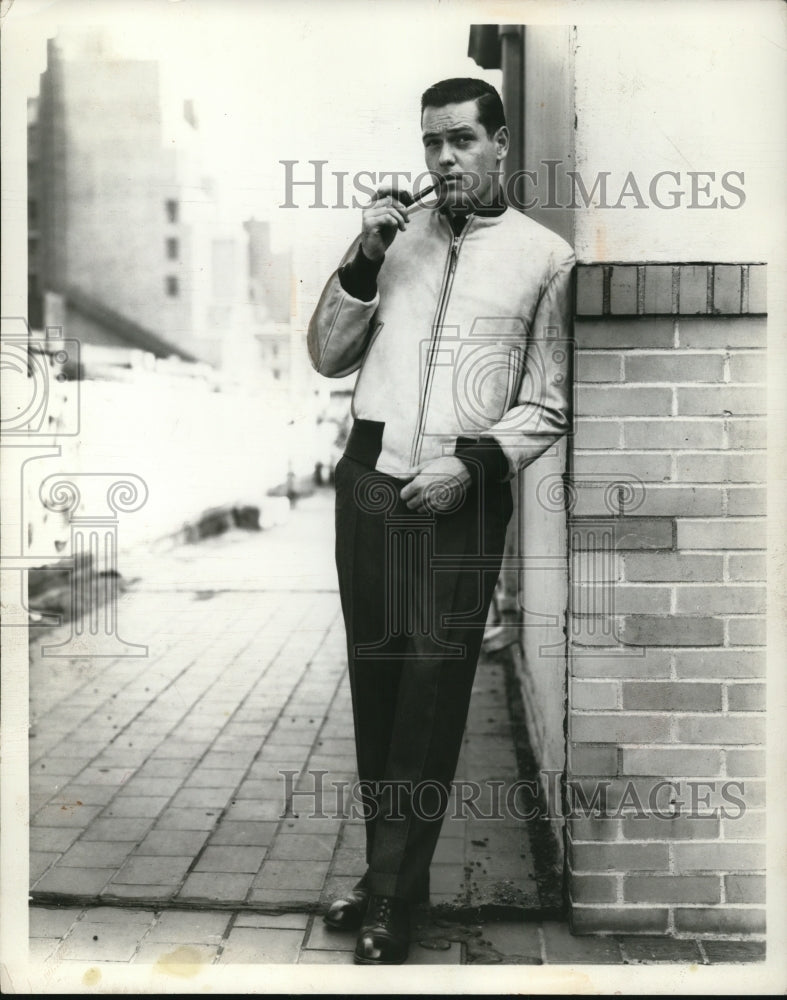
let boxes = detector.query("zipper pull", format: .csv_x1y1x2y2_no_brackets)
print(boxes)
449,237,459,274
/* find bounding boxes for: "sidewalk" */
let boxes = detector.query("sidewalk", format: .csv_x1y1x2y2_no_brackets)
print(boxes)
27,489,766,967
29,488,539,914
29,904,765,967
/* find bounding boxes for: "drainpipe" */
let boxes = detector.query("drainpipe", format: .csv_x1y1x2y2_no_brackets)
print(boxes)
499,25,525,179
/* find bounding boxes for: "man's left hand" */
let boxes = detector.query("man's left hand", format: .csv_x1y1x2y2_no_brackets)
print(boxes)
399,456,472,514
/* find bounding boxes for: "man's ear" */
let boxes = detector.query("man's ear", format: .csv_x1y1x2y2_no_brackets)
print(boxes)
495,125,510,161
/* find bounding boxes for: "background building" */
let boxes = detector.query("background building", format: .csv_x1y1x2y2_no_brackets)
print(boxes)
27,28,264,373
245,218,294,386
20,26,323,561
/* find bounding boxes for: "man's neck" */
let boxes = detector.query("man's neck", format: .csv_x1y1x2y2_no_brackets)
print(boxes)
441,188,507,235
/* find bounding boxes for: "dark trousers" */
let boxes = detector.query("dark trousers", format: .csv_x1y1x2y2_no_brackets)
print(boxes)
334,441,513,901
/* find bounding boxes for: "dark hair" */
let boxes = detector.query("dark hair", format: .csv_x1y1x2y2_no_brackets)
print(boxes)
420,78,506,137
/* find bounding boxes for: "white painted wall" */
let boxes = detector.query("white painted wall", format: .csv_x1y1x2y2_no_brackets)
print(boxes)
572,20,784,264
519,439,569,784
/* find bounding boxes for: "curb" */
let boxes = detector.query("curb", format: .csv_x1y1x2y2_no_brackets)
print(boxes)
28,891,565,925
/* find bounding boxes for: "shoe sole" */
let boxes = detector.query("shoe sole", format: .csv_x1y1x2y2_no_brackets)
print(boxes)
322,915,363,931
353,953,408,965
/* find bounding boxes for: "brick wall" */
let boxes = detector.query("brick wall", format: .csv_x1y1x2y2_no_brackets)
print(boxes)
565,262,767,937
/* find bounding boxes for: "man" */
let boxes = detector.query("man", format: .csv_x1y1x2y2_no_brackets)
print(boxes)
307,78,575,965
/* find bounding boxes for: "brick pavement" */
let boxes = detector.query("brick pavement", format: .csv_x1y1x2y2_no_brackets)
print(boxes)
26,490,767,966
28,905,766,967
28,490,540,916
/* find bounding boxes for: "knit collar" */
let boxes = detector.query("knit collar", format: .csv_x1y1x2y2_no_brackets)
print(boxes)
437,190,508,235
438,192,507,219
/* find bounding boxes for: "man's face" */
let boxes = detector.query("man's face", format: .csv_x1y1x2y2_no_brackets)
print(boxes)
421,99,508,210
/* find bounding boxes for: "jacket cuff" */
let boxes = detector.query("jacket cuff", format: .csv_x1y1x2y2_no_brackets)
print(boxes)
338,244,384,302
454,435,509,491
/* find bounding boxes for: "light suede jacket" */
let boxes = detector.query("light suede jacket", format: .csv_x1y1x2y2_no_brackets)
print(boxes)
307,204,576,480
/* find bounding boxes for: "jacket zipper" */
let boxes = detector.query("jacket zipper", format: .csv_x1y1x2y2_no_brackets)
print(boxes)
409,218,474,467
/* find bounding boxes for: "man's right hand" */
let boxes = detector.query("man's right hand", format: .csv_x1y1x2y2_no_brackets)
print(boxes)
360,186,411,261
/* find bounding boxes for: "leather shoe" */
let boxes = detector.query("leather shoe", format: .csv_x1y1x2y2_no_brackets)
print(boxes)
354,894,410,965
323,882,370,931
